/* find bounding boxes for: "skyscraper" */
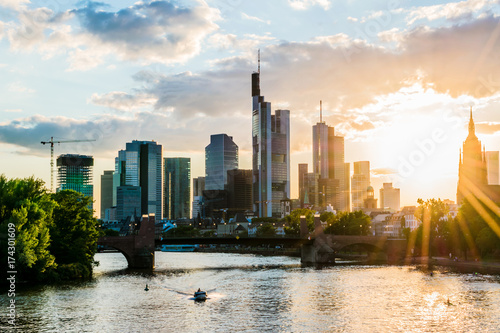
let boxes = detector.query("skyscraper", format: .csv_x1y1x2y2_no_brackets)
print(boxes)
252,61,290,217
486,151,499,185
192,176,205,219
116,186,141,221
164,157,191,220
114,140,162,218
57,154,94,210
205,134,238,191
352,161,371,211
311,102,348,211
100,170,114,219
226,169,253,212
380,183,400,211
298,163,308,207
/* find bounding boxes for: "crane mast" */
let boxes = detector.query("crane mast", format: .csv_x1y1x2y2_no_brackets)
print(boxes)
40,136,96,192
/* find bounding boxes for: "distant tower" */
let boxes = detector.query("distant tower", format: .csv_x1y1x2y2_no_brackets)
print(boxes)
205,134,238,191
457,108,488,203
164,157,191,219
485,151,499,185
113,140,163,218
252,52,290,217
298,164,308,207
57,154,94,210
363,186,378,209
312,101,348,211
352,161,370,210
379,183,400,211
100,170,114,219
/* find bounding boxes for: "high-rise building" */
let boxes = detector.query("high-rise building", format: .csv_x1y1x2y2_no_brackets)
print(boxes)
298,164,308,208
192,176,205,219
486,151,499,185
114,140,162,218
205,134,238,191
457,109,500,203
116,186,141,221
164,157,191,220
57,154,94,210
380,183,400,211
311,102,348,211
352,161,370,211
252,64,290,217
100,170,114,219
193,177,205,197
226,169,253,212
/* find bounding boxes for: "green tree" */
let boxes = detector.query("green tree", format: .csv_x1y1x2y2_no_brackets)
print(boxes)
50,190,100,280
324,210,371,235
0,176,57,281
283,208,315,235
415,198,450,257
256,223,276,236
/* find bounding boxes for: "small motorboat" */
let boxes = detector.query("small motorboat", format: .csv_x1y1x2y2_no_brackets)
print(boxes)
193,290,207,301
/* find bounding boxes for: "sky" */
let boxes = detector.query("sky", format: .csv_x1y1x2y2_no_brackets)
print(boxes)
1,0,500,216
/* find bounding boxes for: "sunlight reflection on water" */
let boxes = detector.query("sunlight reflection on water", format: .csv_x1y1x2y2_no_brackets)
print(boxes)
1,252,499,332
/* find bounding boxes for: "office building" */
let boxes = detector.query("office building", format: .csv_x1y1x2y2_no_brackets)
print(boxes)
380,183,400,211
311,101,348,211
352,161,370,211
56,154,94,210
226,169,253,212
164,157,191,220
205,134,238,191
486,151,499,185
252,64,290,217
116,186,141,221
114,140,163,218
193,177,205,197
298,163,308,208
100,170,114,219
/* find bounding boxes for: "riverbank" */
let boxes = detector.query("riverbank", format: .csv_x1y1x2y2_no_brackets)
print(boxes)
409,256,500,275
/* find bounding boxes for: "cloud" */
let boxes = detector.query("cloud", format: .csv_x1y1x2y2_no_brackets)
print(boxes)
288,0,331,11
371,168,398,176
476,121,500,134
0,0,30,10
241,12,270,25
4,108,22,113
8,81,35,93
89,91,158,112
3,1,221,70
406,0,500,25
347,16,358,22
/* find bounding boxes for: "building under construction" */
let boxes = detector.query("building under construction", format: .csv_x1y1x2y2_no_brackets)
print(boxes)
57,154,94,209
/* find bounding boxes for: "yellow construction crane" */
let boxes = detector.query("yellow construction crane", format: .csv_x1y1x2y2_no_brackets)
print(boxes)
40,136,96,192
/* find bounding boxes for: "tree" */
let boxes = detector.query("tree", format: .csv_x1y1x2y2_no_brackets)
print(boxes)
0,176,56,282
283,208,315,235
50,190,100,280
324,210,371,235
256,223,276,236
415,198,450,257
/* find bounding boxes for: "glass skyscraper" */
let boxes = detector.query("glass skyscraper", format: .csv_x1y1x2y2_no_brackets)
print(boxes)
205,134,238,191
164,157,191,219
57,154,94,210
252,68,290,217
113,140,162,219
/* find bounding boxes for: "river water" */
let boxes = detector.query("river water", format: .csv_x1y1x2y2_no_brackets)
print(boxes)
2,252,500,332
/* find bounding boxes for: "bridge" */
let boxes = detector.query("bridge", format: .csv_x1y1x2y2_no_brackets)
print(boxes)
97,214,408,269
97,215,156,269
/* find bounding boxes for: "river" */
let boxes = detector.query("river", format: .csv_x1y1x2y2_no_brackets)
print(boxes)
2,252,500,332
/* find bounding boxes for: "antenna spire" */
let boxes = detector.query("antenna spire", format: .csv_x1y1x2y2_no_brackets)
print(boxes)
320,100,322,123
258,49,260,73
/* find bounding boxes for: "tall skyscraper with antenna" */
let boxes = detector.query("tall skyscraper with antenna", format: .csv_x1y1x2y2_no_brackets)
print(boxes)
311,101,349,211
252,51,290,217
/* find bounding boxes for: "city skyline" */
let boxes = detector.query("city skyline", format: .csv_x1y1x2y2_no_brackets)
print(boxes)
1,1,500,213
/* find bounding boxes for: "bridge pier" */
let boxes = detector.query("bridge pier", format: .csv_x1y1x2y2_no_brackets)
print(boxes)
98,215,156,270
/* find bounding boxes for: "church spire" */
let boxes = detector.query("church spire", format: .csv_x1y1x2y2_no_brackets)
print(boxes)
468,106,475,136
